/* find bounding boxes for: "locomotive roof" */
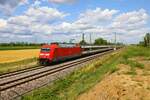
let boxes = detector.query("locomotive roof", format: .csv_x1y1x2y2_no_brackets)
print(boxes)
51,43,79,48
42,43,80,48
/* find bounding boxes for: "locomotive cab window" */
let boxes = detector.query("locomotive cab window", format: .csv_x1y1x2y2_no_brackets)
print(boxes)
41,48,50,52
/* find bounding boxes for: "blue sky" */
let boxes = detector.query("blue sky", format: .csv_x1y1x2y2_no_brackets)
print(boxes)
0,0,149,44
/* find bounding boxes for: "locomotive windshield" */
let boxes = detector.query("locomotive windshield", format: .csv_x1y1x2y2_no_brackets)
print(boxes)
41,48,50,52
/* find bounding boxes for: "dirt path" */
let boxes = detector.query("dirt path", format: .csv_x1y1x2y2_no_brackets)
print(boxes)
78,58,150,100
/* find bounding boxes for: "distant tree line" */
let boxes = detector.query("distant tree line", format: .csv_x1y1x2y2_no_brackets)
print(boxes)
94,38,108,45
139,33,150,47
0,42,43,46
1,37,124,47
94,38,123,45
79,37,123,45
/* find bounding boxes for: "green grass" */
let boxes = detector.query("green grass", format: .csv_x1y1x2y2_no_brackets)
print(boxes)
120,58,144,69
22,51,121,100
0,58,38,74
0,46,40,50
122,46,150,58
22,46,149,100
118,46,149,75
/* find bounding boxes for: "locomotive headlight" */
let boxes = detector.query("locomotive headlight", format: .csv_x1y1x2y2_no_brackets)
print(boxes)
40,53,44,56
40,53,49,56
45,54,50,56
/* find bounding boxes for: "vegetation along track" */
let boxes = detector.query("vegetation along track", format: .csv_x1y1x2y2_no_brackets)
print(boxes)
0,49,114,93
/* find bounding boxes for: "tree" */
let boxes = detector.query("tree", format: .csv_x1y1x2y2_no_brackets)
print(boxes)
79,40,87,45
94,38,108,45
139,33,150,47
144,33,150,47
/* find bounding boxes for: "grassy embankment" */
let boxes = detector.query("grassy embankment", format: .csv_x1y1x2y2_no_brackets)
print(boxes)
22,46,150,100
119,46,149,75
0,58,38,74
0,49,40,74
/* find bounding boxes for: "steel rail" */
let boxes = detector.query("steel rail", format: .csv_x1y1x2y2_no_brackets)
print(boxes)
0,65,44,79
0,49,112,86
0,49,113,92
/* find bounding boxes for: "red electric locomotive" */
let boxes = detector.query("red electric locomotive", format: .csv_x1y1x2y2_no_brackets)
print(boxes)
39,43,82,65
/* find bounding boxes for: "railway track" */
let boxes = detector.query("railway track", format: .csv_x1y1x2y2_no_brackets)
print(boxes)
0,65,45,79
0,48,115,100
0,48,112,79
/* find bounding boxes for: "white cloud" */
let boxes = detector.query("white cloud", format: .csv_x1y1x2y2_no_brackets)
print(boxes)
8,15,30,26
54,8,118,34
51,8,119,36
30,23,53,34
51,8,149,43
49,0,76,4
25,7,67,23
110,9,149,36
32,0,41,7
0,7,149,44
0,6,67,41
0,0,28,14
107,9,150,43
77,8,118,25
111,9,149,30
7,6,67,26
0,19,7,28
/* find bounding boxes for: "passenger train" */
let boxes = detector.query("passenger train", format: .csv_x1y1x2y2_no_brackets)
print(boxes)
39,43,113,66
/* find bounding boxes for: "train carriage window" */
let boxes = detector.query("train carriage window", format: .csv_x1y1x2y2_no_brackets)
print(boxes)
41,48,50,52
